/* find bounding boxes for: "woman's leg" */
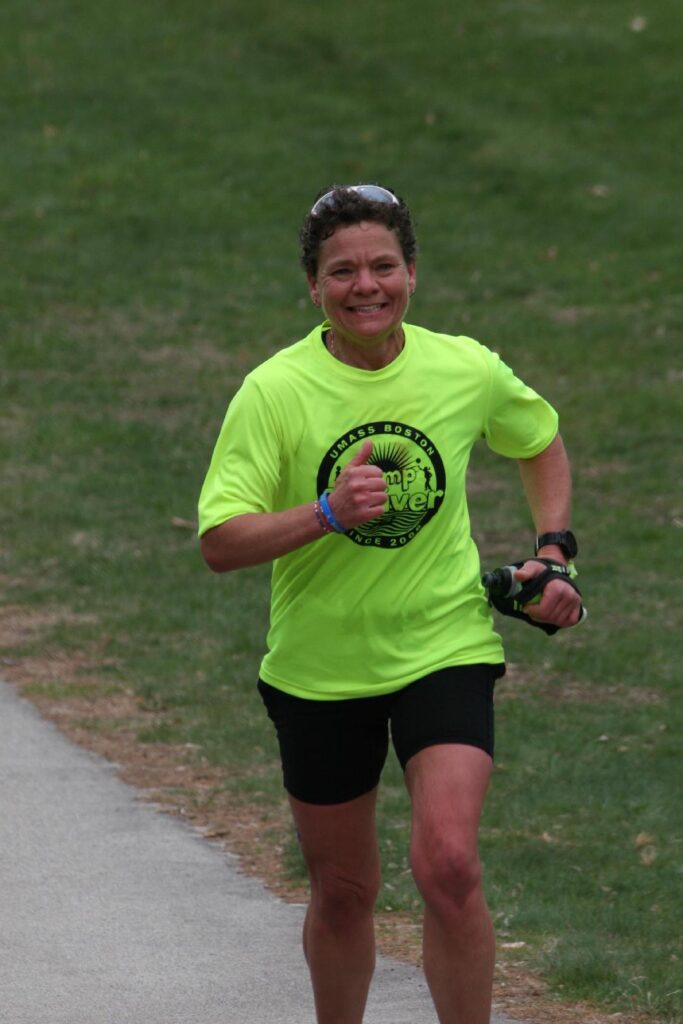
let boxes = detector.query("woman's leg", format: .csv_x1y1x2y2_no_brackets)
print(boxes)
288,788,381,1024
405,744,494,1024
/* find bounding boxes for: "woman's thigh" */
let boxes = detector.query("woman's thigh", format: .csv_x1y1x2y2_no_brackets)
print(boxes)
405,743,493,846
289,787,381,895
389,663,501,770
258,680,392,805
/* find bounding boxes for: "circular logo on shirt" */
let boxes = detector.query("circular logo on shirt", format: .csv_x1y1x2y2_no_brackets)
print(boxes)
316,421,446,548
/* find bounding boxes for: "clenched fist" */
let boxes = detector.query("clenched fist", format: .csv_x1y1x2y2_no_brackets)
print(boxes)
515,560,582,628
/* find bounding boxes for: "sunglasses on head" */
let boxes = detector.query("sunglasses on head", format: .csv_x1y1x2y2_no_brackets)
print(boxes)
310,185,399,217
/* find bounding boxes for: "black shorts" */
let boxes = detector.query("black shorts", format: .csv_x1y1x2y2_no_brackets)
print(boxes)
258,663,505,806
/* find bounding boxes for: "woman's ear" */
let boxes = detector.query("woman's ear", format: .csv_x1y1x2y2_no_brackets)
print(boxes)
407,263,417,296
307,273,321,307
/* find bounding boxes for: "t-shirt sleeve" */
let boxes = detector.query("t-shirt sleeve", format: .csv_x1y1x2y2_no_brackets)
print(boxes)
483,349,559,458
197,376,283,536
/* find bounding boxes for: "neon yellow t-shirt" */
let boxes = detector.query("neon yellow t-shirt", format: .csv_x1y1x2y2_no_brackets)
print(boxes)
198,322,558,699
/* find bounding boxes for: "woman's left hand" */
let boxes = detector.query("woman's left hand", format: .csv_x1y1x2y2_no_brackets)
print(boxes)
514,560,582,628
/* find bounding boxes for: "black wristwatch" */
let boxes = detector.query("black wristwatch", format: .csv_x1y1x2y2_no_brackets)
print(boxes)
534,530,578,559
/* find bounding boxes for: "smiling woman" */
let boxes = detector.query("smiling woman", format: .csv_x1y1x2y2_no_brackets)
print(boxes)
197,184,582,1024
306,220,416,370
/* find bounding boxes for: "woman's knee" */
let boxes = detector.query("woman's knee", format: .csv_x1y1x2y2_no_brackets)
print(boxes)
411,837,482,911
309,861,381,923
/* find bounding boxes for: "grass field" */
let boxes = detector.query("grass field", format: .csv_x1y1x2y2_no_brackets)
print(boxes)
2,1,682,1020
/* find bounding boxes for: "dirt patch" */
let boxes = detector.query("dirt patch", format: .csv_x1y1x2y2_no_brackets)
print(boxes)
0,602,654,1024
0,602,75,647
498,662,662,706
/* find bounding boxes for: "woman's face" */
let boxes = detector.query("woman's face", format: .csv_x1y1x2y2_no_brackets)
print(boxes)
307,221,416,347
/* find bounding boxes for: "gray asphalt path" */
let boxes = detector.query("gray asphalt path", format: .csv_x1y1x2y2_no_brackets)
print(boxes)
0,679,516,1023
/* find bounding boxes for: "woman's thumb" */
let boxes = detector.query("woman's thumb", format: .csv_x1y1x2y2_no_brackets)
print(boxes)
515,560,543,582
348,440,374,466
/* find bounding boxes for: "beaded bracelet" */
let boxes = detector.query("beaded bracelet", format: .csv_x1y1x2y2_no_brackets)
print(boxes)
313,500,333,534
318,491,348,534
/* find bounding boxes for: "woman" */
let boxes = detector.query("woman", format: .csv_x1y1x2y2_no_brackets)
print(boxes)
198,185,581,1024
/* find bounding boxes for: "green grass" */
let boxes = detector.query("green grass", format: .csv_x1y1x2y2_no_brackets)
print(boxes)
2,1,682,1020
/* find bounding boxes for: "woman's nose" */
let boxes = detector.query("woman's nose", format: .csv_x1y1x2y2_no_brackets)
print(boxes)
353,268,378,293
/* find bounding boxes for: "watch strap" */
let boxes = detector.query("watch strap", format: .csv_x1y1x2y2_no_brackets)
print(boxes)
534,530,578,558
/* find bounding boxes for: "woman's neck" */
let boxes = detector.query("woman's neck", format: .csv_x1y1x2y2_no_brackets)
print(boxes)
326,328,404,370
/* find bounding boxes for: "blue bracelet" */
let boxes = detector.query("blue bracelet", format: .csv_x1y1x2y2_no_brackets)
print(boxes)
319,491,347,534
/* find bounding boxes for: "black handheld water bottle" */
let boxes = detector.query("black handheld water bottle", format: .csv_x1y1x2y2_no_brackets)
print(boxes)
481,558,585,634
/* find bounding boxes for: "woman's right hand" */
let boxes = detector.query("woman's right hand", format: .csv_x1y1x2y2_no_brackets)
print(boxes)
327,440,387,529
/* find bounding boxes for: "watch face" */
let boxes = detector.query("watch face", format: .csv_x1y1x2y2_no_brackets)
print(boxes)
562,531,578,558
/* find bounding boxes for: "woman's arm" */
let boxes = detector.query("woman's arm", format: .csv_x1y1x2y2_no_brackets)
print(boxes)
200,504,324,572
515,433,582,627
200,439,387,572
517,433,572,562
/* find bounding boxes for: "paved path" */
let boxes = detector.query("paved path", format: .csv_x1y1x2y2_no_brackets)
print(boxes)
0,679,517,1023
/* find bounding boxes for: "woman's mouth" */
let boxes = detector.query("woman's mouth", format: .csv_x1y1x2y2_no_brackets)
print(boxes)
348,303,385,314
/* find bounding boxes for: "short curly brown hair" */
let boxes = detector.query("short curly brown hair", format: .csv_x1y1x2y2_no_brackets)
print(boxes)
299,185,417,278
